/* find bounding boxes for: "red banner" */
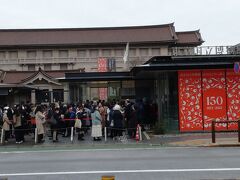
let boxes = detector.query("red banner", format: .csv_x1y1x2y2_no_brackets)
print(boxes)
98,58,108,72
99,88,108,101
226,69,240,130
202,70,227,131
98,58,108,100
178,70,203,132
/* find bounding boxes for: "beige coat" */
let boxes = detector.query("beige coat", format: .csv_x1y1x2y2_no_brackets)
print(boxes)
2,113,11,131
35,111,46,135
13,114,21,128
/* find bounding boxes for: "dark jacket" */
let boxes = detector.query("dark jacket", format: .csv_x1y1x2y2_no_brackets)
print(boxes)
52,111,61,129
112,110,123,128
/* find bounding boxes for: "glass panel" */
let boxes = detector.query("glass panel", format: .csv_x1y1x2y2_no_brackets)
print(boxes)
60,63,68,70
129,49,136,56
27,51,37,58
140,48,148,56
44,64,52,71
102,49,111,57
0,51,6,59
89,49,99,57
152,48,160,56
9,51,18,59
43,50,53,58
115,49,124,56
59,50,68,57
28,65,35,71
77,50,86,57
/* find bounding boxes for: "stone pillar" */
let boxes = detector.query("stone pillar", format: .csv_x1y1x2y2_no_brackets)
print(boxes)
31,90,36,105
81,83,87,101
63,83,70,104
86,85,91,101
49,87,53,103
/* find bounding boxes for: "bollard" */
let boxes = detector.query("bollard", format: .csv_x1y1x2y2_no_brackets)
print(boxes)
238,120,240,143
102,176,115,180
35,128,38,144
71,127,74,143
104,127,107,142
139,125,142,141
212,121,215,143
1,129,4,144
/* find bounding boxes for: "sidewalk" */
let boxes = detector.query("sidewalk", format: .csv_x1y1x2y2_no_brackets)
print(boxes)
150,132,240,147
1,131,240,151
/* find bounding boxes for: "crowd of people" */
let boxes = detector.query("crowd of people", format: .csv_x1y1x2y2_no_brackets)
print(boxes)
0,99,158,144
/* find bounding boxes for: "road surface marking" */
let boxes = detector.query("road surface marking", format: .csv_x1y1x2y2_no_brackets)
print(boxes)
1,168,240,176
0,146,197,154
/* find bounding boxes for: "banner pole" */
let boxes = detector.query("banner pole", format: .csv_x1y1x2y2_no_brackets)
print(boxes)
104,127,107,142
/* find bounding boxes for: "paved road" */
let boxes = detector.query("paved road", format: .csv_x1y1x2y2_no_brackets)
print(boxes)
1,147,240,180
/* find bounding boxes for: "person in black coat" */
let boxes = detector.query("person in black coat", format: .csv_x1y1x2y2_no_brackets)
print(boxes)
112,104,124,138
52,107,62,142
128,104,138,138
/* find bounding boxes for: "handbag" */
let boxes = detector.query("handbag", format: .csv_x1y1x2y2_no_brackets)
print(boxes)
49,115,57,125
74,119,82,128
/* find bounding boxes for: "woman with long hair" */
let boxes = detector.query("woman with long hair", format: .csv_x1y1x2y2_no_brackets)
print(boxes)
13,105,24,144
35,105,46,143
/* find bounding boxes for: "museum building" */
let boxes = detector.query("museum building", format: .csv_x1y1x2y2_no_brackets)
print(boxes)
0,23,239,132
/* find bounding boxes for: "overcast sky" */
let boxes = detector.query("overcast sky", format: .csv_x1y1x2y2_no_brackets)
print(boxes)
0,0,239,46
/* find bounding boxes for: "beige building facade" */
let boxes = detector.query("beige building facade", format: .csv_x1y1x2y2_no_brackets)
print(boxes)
0,23,203,105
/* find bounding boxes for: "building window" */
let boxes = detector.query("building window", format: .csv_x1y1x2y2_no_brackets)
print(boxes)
43,50,53,58
53,89,64,102
0,51,6,59
44,64,52,71
59,50,68,58
102,49,111,57
9,51,18,59
115,49,124,57
60,63,68,70
139,48,148,56
152,48,160,56
89,49,99,57
28,65,35,71
129,49,136,56
77,50,86,57
27,50,37,59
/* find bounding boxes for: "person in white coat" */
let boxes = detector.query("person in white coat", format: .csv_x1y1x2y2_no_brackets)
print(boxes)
91,105,102,141
35,105,46,143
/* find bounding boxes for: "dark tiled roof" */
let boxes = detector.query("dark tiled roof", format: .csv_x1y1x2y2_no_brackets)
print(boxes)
0,23,203,47
176,30,204,45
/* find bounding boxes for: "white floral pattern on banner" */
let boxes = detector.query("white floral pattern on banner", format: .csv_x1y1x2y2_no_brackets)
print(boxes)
227,70,240,130
178,71,203,132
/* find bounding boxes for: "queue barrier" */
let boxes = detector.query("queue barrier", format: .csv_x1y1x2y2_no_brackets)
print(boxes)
211,120,240,143
0,124,142,145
